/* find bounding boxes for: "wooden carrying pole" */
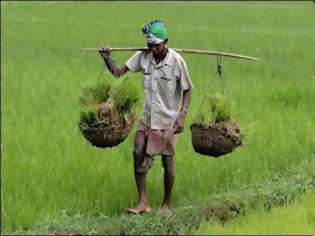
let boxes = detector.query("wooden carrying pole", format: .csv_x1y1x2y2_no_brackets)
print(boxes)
80,47,262,61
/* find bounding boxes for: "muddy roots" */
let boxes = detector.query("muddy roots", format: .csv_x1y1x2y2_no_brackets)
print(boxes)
79,100,135,148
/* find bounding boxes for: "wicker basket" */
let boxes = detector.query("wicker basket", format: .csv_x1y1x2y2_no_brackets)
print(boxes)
79,111,135,148
190,122,242,157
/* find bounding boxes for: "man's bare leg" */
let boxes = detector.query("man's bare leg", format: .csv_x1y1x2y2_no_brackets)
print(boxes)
126,131,151,214
160,155,175,214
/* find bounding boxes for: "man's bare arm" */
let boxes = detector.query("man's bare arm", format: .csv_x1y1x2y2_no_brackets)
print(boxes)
99,44,129,78
174,88,191,134
181,89,191,113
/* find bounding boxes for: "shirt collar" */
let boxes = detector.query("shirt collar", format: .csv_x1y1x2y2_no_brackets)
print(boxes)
164,49,174,66
149,48,174,67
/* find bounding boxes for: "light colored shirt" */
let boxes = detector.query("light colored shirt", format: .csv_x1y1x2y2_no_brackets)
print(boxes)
125,48,193,130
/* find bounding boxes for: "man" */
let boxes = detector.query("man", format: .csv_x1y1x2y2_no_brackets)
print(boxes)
99,19,192,214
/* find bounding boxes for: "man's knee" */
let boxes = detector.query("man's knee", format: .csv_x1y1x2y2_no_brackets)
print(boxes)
133,147,144,160
133,131,146,159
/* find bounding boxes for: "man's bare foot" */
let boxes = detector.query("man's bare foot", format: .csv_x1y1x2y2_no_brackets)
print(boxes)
126,202,151,214
159,204,171,215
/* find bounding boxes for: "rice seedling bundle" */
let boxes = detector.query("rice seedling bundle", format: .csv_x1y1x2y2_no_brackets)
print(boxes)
78,77,139,148
190,93,242,157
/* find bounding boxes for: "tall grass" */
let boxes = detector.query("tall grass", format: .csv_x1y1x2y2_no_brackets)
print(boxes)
1,1,315,232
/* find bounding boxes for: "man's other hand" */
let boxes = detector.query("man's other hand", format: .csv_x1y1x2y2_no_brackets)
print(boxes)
173,111,186,134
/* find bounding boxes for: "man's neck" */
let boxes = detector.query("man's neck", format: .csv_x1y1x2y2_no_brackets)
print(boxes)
154,48,168,65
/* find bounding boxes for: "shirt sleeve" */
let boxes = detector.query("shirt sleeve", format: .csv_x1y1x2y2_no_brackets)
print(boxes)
125,51,142,73
179,57,193,90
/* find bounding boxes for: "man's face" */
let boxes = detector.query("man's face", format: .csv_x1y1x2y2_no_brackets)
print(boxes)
147,41,166,57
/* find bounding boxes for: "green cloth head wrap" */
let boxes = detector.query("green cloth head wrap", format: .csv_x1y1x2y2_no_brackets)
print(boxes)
142,20,167,44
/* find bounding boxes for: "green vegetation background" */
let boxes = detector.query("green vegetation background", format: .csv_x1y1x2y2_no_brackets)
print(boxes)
196,191,315,234
1,1,315,233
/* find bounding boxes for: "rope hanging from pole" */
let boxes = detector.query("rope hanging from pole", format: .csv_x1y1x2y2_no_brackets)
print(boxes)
217,55,223,80
216,55,226,95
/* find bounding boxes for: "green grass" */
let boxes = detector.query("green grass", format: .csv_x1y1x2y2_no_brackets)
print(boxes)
1,1,315,233
9,157,315,235
196,191,315,235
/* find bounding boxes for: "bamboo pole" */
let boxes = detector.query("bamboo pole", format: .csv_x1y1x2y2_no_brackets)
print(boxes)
80,47,262,61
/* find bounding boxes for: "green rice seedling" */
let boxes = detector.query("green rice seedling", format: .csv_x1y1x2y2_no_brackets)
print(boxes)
78,76,140,148
95,79,112,104
79,76,140,123
78,80,111,127
78,79,111,107
193,92,232,124
79,105,99,127
109,76,140,114
209,93,231,123
78,76,140,131
78,87,95,107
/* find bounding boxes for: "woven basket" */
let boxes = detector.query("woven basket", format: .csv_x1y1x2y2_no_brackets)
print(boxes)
80,111,135,148
190,122,242,157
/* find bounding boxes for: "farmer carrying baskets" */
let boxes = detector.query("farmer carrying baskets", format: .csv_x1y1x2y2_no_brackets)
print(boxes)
99,19,193,214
